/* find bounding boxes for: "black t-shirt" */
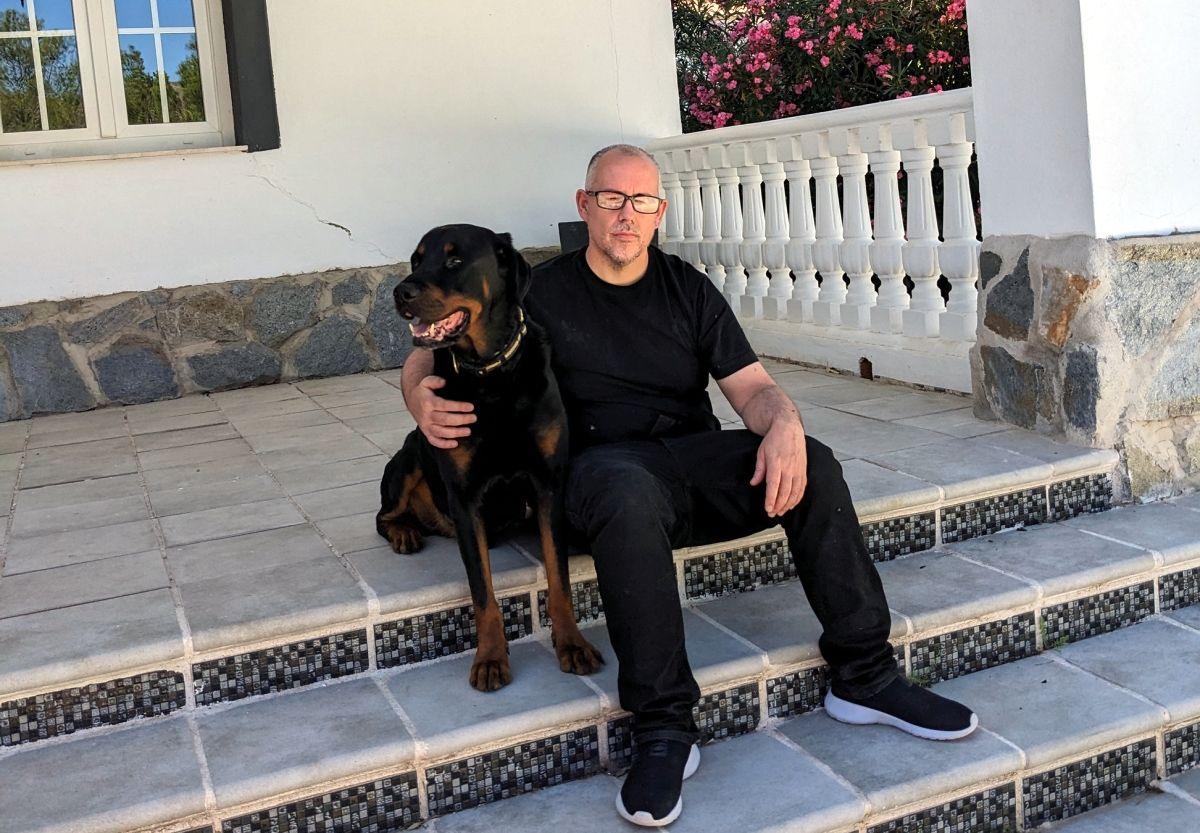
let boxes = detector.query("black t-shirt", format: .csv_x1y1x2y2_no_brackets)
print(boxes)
525,246,758,452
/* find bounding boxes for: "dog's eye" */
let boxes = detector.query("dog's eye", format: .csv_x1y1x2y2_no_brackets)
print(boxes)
445,256,463,269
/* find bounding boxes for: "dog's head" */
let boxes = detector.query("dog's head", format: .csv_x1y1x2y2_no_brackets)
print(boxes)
394,224,531,351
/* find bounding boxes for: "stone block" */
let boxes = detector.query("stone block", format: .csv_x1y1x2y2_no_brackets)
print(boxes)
982,247,1033,340
94,337,179,405
1140,308,1200,419
156,290,244,344
64,296,145,345
249,279,321,348
979,344,1039,429
292,315,369,378
367,270,413,368
187,342,281,391
0,325,95,416
0,305,30,328
978,250,1003,289
1063,345,1098,432
1040,267,1097,349
331,272,371,305
1107,241,1200,358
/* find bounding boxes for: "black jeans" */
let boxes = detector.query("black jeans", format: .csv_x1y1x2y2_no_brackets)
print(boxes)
564,429,898,744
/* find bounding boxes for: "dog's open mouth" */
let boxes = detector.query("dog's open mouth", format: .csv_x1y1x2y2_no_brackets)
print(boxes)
409,310,469,346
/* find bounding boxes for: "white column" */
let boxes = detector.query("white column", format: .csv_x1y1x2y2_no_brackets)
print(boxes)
933,113,980,341
760,152,791,320
658,157,684,257
781,140,818,323
696,151,725,292
677,149,705,270
732,142,768,319
806,132,845,327
862,124,908,334
896,124,942,337
831,128,875,330
712,144,747,308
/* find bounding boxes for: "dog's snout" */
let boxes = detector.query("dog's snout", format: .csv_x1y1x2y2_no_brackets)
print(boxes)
395,280,422,305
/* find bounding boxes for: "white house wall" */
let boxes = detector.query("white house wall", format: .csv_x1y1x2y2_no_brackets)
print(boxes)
0,0,682,307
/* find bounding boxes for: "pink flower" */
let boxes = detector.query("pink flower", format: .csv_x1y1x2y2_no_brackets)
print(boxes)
897,91,913,98
820,55,831,67
727,80,738,90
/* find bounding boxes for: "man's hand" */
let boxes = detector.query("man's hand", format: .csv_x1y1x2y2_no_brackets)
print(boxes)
410,375,476,449
749,419,808,517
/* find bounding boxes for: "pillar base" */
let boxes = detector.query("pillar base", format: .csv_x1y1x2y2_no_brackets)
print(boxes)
787,299,813,324
738,294,764,320
940,311,978,342
812,301,842,327
902,308,942,338
869,305,905,334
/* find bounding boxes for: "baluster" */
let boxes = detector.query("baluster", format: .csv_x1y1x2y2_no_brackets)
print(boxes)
933,113,981,341
781,139,818,323
678,149,704,270
863,124,908,333
897,122,942,337
760,141,791,320
657,155,684,257
832,128,875,329
712,145,747,308
696,150,725,292
732,142,768,318
806,132,846,327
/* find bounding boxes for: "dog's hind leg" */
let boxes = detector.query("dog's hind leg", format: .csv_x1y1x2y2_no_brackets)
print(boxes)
377,445,454,554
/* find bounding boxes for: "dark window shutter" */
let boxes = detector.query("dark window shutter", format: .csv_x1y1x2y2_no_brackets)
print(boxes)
221,0,280,152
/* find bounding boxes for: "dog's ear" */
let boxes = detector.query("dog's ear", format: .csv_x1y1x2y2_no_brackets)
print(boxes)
495,231,532,302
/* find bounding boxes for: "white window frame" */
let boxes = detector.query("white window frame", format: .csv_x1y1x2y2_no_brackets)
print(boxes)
0,0,235,162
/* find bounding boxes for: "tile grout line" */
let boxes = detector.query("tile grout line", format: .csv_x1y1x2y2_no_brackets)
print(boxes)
1075,527,1165,568
1157,780,1200,809
0,419,31,578
1043,651,1172,722
689,605,771,671
185,711,219,818
125,410,198,696
371,675,431,820
761,724,874,816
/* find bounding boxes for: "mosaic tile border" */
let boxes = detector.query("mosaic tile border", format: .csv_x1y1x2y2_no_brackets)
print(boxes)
220,771,419,833
1021,738,1156,828
194,630,369,706
867,782,1017,833
1049,473,1113,521
537,579,604,628
910,614,1038,686
766,666,830,720
682,538,796,600
1160,567,1200,612
1,670,186,747
375,593,534,669
863,511,937,562
425,727,600,816
1040,583,1155,649
941,487,1047,544
1166,720,1200,777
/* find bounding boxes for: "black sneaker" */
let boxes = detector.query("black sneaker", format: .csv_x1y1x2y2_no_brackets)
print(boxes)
824,677,978,740
615,739,701,827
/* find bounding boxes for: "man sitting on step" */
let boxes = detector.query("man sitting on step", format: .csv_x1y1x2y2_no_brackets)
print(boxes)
401,143,978,828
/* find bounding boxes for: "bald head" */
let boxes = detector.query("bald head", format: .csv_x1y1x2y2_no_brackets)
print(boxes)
584,144,662,193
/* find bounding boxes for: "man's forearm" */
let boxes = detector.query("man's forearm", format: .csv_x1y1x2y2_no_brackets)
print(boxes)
740,384,803,437
401,348,434,410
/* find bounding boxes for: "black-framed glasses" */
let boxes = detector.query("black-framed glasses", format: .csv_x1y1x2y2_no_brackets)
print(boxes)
585,190,664,214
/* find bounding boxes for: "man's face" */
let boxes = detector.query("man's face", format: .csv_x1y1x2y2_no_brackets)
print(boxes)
575,154,666,268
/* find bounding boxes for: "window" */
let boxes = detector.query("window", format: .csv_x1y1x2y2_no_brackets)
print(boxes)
0,0,235,161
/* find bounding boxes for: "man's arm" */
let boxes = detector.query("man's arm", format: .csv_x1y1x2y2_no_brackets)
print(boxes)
400,348,476,449
716,361,807,518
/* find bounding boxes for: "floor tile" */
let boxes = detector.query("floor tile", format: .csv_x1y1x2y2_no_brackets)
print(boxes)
158,498,305,547
866,438,1054,501
894,406,1008,439
1065,503,1200,568
0,550,167,620
166,524,335,584
2,518,160,574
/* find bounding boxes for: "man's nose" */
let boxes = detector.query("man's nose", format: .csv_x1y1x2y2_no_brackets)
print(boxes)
617,199,638,221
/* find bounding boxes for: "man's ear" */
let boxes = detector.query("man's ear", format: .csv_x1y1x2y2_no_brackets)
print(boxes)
495,231,532,302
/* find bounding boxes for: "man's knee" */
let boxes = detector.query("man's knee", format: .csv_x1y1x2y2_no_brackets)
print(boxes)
566,457,674,534
805,434,842,481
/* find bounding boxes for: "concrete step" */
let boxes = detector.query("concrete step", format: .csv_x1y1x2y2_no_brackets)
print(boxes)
0,368,1129,752
5,609,1199,833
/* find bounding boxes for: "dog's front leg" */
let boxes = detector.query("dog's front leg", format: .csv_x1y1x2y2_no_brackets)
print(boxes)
450,500,511,691
536,488,604,675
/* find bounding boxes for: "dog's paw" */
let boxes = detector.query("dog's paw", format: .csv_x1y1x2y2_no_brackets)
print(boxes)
469,652,512,692
553,632,605,676
387,526,423,554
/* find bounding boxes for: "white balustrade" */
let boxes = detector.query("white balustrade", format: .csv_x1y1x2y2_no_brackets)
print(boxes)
646,88,979,390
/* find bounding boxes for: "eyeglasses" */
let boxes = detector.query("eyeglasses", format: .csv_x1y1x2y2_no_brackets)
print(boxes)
585,190,664,214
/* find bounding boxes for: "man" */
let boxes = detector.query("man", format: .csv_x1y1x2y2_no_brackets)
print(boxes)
401,144,976,827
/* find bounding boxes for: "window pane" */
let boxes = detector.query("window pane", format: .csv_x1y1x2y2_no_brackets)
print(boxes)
31,0,74,30
120,33,161,124
0,36,39,132
0,0,31,33
115,0,151,28
155,0,194,28
40,35,82,128
161,33,201,122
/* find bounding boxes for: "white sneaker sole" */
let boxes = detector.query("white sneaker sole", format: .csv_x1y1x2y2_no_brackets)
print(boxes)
615,743,701,827
824,690,978,741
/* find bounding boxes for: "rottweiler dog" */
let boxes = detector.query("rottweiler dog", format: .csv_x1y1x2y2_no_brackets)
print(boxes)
378,224,604,691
